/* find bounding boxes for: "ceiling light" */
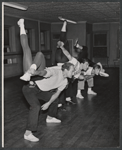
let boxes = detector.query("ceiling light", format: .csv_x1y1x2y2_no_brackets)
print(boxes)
3,2,28,10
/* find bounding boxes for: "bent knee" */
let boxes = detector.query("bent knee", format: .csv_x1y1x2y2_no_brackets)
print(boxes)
22,85,30,94
37,52,44,58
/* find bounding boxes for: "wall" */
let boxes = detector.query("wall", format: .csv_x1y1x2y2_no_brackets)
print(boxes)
93,22,120,66
4,15,51,78
109,23,120,66
4,15,39,53
86,23,93,59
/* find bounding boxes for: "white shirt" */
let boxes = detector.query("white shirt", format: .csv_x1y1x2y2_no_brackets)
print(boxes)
84,67,93,75
35,66,68,91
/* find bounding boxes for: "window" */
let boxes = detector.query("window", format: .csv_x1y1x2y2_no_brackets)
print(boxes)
4,27,9,52
94,33,107,46
4,25,16,53
93,32,107,57
4,26,10,53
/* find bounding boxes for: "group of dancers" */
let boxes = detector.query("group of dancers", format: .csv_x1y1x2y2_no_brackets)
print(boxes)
17,18,109,142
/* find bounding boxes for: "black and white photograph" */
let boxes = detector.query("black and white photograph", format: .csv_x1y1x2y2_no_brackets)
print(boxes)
2,1,121,148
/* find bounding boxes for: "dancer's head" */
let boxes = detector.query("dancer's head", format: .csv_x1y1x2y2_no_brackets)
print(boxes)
79,58,89,71
93,64,101,75
61,62,74,78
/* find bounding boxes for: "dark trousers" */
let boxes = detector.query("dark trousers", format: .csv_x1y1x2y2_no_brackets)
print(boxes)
60,32,69,51
55,32,69,64
22,84,59,131
59,79,78,104
65,79,78,102
58,90,66,106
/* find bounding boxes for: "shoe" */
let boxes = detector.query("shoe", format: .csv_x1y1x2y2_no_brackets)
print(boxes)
67,100,76,105
66,97,71,102
87,90,97,95
61,107,66,111
46,117,61,123
17,18,24,26
60,106,67,111
58,103,62,108
76,93,84,99
66,97,76,104
20,72,31,81
74,38,79,48
58,17,77,24
24,133,39,142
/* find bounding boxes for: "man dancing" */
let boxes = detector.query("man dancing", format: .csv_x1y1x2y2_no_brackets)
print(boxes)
18,18,75,142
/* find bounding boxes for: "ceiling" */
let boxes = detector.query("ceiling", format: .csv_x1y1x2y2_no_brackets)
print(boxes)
4,2,120,24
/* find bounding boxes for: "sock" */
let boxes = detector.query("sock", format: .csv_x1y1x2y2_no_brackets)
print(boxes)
30,64,37,70
47,115,53,119
20,25,26,35
25,130,32,136
77,89,81,95
61,21,67,32
88,88,91,91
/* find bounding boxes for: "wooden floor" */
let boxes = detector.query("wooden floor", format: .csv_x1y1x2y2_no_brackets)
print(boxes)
4,68,119,148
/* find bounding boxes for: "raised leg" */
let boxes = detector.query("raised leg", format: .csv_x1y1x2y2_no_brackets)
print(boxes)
18,19,32,72
18,19,46,81
55,21,69,64
33,52,46,71
60,20,69,51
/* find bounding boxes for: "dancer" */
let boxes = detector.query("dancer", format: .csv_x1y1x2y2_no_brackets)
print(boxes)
77,64,109,98
18,19,46,81
53,19,76,107
74,40,109,98
18,18,75,142
54,20,70,65
58,42,89,103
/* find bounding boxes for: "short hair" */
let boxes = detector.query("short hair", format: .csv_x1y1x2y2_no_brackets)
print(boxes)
93,64,101,70
79,58,89,64
61,62,74,71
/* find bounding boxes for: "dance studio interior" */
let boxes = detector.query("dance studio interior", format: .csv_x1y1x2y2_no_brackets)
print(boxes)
3,2,120,148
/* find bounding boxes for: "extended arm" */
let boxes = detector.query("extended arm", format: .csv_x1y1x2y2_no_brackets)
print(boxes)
97,62,105,72
60,45,72,61
41,90,62,110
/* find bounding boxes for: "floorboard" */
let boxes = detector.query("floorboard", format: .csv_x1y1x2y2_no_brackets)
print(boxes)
3,67,119,148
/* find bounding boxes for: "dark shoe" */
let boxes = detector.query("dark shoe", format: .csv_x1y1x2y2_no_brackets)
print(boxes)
71,96,77,104
61,107,67,111
66,100,76,105
59,104,67,111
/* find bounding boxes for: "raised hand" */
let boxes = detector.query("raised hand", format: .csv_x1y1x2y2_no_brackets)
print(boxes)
57,41,64,48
